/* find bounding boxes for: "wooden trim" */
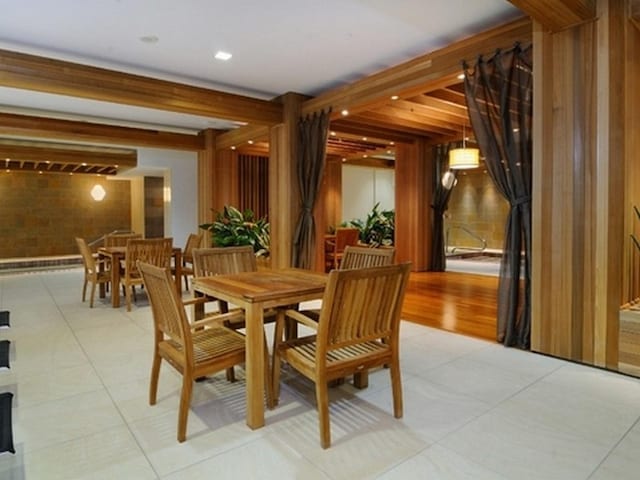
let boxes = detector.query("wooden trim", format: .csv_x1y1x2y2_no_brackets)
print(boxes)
301,17,531,117
0,112,204,151
508,0,596,32
0,48,282,125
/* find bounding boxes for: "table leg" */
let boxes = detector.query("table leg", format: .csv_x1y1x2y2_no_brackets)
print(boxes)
245,303,265,429
173,250,182,295
98,253,106,299
112,252,121,308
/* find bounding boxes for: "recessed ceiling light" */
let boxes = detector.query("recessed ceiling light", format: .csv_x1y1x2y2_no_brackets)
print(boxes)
231,146,236,150
389,141,395,146
390,95,399,100
341,109,349,116
214,51,232,61
248,140,254,145
457,73,465,80
330,131,336,136
362,137,368,141
139,35,159,44
342,158,346,162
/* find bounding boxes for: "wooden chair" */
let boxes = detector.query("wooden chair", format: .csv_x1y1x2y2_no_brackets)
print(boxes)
103,232,141,247
121,238,172,311
340,245,396,269
138,261,272,443
192,246,278,382
178,232,203,291
272,262,411,448
324,227,360,271
75,237,111,308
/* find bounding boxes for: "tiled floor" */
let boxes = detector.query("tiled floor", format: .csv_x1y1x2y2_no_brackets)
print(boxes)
1,268,640,479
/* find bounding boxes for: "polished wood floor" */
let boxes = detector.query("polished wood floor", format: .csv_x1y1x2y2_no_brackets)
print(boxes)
403,271,499,342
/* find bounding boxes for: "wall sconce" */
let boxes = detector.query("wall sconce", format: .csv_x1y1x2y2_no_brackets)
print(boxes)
449,123,479,170
91,184,106,201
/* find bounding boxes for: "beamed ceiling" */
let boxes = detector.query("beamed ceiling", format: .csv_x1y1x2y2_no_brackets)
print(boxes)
0,0,607,172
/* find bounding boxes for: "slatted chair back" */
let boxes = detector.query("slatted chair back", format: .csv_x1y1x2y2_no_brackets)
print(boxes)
76,236,98,275
340,245,396,269
334,227,360,252
138,261,190,352
192,246,257,277
104,232,141,247
121,238,172,311
182,233,203,265
318,262,410,351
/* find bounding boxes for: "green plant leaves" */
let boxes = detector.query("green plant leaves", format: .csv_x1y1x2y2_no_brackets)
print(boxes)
199,205,270,256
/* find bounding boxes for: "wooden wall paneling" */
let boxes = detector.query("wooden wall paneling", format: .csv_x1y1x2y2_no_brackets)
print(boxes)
238,154,269,220
531,22,554,354
313,155,343,272
0,49,282,125
594,0,626,369
624,8,640,303
394,139,431,271
269,93,305,269
197,129,216,238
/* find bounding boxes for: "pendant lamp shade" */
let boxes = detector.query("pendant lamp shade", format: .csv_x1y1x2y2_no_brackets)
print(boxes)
448,147,479,169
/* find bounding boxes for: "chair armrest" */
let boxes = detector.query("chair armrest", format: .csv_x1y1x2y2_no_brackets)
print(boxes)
283,309,319,330
191,310,245,330
183,296,208,307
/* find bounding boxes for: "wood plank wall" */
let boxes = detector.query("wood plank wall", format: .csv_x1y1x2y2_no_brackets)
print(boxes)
532,0,640,371
238,154,269,220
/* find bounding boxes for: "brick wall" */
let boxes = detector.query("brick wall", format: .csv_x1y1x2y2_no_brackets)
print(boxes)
0,171,131,258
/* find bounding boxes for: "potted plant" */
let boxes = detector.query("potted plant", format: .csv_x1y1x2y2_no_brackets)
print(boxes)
347,202,395,247
199,205,270,257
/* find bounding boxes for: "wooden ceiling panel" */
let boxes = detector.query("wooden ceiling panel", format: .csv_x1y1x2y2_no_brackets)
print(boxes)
507,0,595,32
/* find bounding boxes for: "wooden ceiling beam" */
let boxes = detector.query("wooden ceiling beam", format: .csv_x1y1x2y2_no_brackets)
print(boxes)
0,48,282,125
301,17,531,117
0,112,204,151
328,120,417,144
507,0,596,32
215,125,270,150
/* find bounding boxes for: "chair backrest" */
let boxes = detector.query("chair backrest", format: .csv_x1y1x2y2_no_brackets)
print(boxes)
334,228,360,252
316,262,411,353
192,246,257,277
340,245,396,270
75,237,96,273
124,238,173,279
104,232,142,247
183,233,203,262
138,262,192,358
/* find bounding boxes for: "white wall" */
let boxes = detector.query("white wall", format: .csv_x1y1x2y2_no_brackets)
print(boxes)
341,165,395,223
129,148,198,248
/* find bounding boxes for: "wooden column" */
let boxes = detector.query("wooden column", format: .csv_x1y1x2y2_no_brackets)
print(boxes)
532,0,635,370
394,139,431,271
269,93,306,269
313,155,343,272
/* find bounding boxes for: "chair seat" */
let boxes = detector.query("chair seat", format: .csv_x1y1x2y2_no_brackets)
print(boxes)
161,326,246,365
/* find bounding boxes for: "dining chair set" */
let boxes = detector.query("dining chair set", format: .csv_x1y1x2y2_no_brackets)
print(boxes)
137,244,410,449
75,232,203,311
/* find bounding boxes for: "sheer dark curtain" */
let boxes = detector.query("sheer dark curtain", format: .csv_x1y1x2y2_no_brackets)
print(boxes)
463,43,533,348
292,109,331,269
430,144,456,271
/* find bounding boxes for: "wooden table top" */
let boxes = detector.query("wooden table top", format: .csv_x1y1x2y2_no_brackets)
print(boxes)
193,268,327,303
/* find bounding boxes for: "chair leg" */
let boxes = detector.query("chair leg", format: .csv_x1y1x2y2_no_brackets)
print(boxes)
81,277,88,302
225,367,236,382
263,334,274,409
316,380,331,449
177,373,194,443
389,357,403,419
89,281,97,308
271,312,286,403
149,352,161,405
125,285,132,312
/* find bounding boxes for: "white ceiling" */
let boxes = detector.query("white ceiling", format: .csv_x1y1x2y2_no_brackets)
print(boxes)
0,0,522,132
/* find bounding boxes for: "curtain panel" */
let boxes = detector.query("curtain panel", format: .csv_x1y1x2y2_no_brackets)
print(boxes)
430,143,456,272
291,109,331,269
463,43,533,348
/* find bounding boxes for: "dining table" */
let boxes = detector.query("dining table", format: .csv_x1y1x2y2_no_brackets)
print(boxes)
192,268,327,430
98,245,182,308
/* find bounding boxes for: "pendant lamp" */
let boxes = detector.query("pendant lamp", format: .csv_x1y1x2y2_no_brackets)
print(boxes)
449,123,479,170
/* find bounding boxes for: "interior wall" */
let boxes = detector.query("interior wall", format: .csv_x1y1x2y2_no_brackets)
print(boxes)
445,168,510,251
135,147,198,249
341,164,395,224
0,171,131,257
